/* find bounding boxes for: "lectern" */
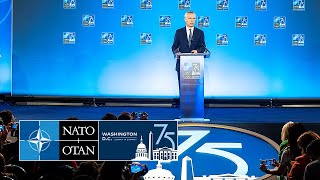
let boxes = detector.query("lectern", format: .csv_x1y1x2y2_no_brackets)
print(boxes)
176,53,210,122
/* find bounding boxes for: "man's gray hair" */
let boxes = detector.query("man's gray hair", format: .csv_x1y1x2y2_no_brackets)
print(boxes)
184,11,196,18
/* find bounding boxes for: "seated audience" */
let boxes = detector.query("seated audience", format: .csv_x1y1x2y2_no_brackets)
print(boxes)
304,139,320,180
102,113,117,120
74,162,98,180
260,122,306,177
118,112,132,120
287,131,320,180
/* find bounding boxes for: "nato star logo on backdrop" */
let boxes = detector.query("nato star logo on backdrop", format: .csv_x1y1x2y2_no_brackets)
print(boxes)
140,0,152,9
63,0,76,9
63,32,76,44
198,16,210,28
217,0,228,10
178,0,191,10
255,0,267,11
293,0,305,11
140,33,152,45
121,15,133,27
235,16,248,28
292,34,304,46
216,34,228,46
102,0,114,9
273,16,286,29
102,32,114,45
160,16,171,27
254,34,267,46
82,15,95,27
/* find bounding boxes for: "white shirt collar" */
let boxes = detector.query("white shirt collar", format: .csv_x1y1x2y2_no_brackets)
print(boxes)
186,26,194,32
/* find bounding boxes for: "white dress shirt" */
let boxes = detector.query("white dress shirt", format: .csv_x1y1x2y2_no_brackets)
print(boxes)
186,26,194,41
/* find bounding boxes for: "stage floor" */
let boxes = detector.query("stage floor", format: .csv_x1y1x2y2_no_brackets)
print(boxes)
1,102,320,143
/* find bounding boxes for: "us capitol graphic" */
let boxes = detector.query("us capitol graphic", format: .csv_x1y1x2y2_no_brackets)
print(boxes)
132,131,178,161
143,156,258,180
132,132,257,179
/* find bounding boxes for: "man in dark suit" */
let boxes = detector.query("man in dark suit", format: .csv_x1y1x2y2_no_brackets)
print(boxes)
171,11,206,97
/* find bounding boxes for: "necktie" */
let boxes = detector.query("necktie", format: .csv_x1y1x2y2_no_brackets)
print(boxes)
188,29,192,47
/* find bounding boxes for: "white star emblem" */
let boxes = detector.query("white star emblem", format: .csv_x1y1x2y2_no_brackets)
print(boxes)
28,128,52,153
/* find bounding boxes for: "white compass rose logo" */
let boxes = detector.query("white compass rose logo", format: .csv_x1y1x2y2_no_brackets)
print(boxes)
28,128,52,153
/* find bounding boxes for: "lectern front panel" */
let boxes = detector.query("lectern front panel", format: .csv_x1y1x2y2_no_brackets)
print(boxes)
179,55,204,121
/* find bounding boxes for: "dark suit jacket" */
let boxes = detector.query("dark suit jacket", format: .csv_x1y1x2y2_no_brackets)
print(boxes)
171,26,206,71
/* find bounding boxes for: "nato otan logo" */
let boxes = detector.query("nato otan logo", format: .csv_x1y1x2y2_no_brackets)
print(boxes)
236,16,248,28
178,0,191,10
198,16,210,28
63,32,76,44
121,15,133,27
292,34,304,46
140,33,152,45
160,16,171,28
255,0,267,11
63,0,76,9
102,32,114,45
273,16,286,29
254,34,267,46
293,0,305,11
216,34,228,46
82,15,95,27
140,0,152,9
28,128,52,153
184,62,200,79
102,0,114,9
217,0,229,10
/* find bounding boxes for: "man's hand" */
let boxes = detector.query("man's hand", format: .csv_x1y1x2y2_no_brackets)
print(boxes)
191,50,198,54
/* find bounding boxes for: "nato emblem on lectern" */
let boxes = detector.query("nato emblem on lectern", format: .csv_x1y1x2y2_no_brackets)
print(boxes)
178,0,191,10
63,32,76,44
140,33,152,45
102,0,114,9
121,15,133,27
160,16,171,27
140,0,152,10
63,0,76,9
198,16,210,28
217,0,228,10
102,32,114,45
255,0,267,11
217,34,228,46
254,34,267,46
82,14,95,27
235,16,248,28
184,62,200,79
273,16,286,29
293,0,305,11
292,34,304,46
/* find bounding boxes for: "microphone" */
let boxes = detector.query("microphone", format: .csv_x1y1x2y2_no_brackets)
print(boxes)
174,47,180,54
173,47,180,59
200,43,210,54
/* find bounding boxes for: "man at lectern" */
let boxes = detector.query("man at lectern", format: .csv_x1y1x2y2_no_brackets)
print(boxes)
171,11,206,95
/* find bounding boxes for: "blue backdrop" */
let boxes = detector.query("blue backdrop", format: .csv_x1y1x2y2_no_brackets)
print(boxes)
0,0,11,94
7,0,320,98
